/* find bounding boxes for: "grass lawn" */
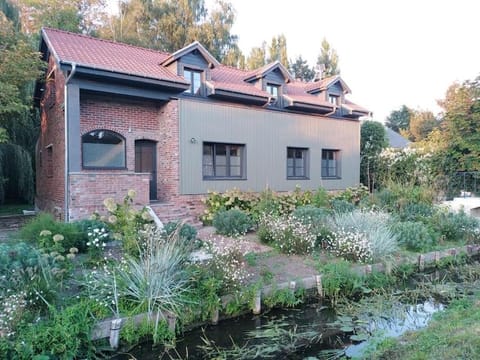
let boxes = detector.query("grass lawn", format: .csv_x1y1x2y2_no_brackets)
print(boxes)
369,291,480,360
0,202,33,216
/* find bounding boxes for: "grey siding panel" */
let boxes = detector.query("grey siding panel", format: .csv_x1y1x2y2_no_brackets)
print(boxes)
179,99,360,194
265,70,285,84
180,53,208,69
329,82,343,94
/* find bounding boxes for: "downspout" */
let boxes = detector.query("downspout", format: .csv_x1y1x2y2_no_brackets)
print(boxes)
64,62,77,222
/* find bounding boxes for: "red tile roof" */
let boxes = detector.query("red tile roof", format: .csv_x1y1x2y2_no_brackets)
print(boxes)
42,28,368,115
42,28,187,83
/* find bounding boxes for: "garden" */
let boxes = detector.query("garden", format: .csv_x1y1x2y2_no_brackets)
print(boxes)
2,175,480,359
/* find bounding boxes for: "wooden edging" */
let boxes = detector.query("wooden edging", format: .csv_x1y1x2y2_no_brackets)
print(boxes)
91,244,480,349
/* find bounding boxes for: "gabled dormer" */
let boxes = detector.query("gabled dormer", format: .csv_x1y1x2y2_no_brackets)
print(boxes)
306,75,351,106
244,61,293,105
161,41,220,96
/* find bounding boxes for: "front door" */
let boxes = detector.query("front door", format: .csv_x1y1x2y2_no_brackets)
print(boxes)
135,140,157,200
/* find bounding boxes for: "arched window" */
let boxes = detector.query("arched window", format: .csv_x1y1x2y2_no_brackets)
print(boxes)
82,130,125,169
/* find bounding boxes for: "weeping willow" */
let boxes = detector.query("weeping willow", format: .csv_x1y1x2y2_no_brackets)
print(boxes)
0,143,34,204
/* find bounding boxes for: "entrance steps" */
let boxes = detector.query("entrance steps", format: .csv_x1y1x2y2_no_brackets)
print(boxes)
148,202,202,229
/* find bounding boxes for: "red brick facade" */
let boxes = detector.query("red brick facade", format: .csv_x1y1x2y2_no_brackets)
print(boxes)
36,63,205,222
35,58,66,220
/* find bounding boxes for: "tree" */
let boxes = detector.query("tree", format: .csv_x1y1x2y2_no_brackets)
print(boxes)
246,42,266,70
0,5,43,204
438,76,480,171
385,105,412,133
100,0,239,62
360,120,387,191
406,110,438,142
316,37,339,78
289,55,315,81
267,34,288,68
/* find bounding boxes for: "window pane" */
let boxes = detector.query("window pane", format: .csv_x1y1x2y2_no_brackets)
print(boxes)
230,166,241,177
193,71,201,94
82,130,125,168
184,70,192,93
215,165,227,177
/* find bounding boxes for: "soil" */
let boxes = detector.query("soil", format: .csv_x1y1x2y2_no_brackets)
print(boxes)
197,226,320,285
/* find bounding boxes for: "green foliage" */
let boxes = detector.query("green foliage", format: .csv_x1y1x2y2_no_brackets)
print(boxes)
385,105,413,133
213,208,254,237
397,202,435,222
332,185,370,205
19,212,87,252
164,221,198,247
263,288,305,309
361,121,388,190
258,214,316,255
201,188,258,225
96,191,153,256
328,210,398,262
0,144,34,204
320,261,365,306
392,221,438,251
0,242,68,307
292,205,331,246
431,209,480,243
289,55,315,82
120,317,174,346
316,37,340,77
374,183,435,212
330,199,355,214
12,300,97,360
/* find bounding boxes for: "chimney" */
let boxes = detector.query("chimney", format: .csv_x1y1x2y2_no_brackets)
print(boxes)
314,64,325,82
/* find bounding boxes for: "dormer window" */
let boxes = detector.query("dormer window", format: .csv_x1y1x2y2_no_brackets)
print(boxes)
266,83,280,98
328,94,340,106
184,68,202,95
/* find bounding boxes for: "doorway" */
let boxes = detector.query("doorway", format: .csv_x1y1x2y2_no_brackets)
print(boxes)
135,140,157,201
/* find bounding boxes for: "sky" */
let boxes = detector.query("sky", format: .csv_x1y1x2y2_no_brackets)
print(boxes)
210,0,480,122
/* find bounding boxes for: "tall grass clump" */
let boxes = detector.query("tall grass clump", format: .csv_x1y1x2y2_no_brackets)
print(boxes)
327,210,397,263
83,226,193,330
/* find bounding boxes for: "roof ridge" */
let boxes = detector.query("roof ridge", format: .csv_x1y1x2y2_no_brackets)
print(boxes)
42,27,172,57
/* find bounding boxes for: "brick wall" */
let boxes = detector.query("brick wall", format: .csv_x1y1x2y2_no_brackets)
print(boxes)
38,82,207,222
68,172,150,221
35,56,66,220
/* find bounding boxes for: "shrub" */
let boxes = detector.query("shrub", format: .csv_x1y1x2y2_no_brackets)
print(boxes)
95,191,153,256
19,213,87,252
292,205,332,246
392,221,437,251
431,209,480,243
330,199,356,214
320,261,364,305
325,229,371,263
375,183,435,212
164,221,198,246
332,185,370,205
13,300,97,359
258,214,316,255
397,203,435,222
0,242,71,305
201,188,258,225
328,210,397,262
213,209,254,237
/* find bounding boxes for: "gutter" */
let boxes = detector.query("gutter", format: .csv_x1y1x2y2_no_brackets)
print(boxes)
64,62,77,222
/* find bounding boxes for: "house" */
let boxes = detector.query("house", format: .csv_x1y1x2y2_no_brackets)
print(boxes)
34,28,370,222
385,127,410,149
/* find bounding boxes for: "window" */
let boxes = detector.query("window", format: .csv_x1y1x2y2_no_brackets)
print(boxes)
82,130,125,168
184,68,202,95
322,149,340,178
203,142,245,179
266,83,280,98
287,147,308,179
328,94,340,106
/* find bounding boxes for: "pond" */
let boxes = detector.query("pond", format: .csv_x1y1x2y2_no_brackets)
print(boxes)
115,263,480,359
116,298,443,359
